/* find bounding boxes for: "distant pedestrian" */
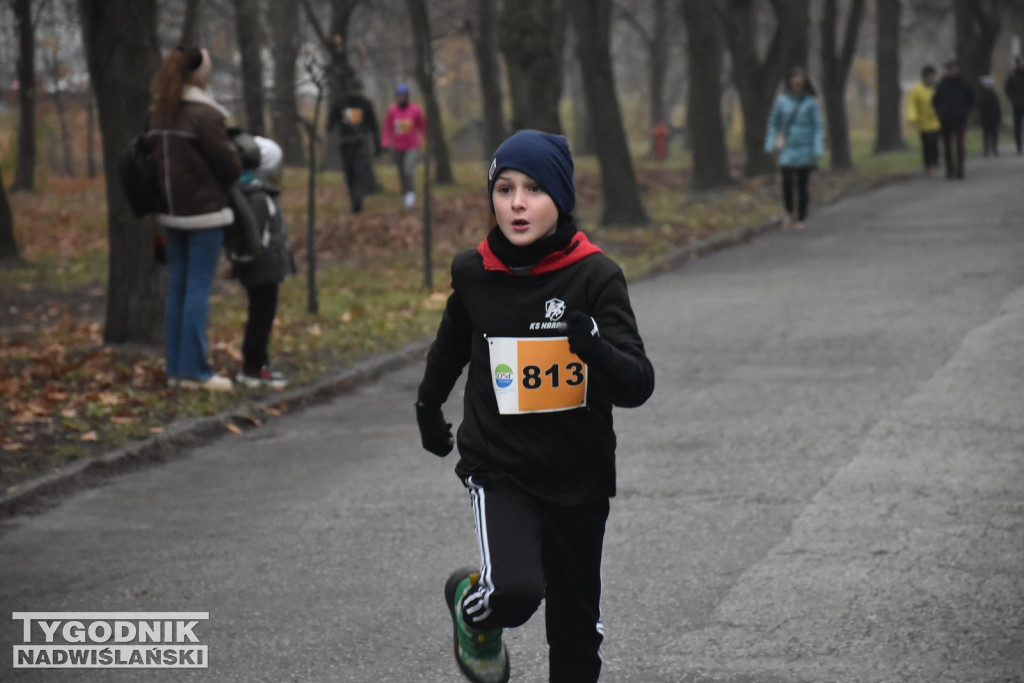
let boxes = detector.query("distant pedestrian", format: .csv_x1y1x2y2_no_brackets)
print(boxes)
765,67,824,230
415,130,655,682
230,136,296,389
382,83,426,208
1003,56,1024,153
149,46,241,392
979,75,1002,157
327,77,381,214
932,60,975,179
907,65,942,175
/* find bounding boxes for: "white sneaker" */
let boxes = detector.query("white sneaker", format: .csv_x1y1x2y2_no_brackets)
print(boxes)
404,191,416,208
235,366,288,389
178,375,234,392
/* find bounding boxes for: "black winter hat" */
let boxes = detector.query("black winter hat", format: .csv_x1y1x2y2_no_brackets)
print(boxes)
487,130,575,214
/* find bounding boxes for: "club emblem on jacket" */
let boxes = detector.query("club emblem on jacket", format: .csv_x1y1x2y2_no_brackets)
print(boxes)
545,298,566,322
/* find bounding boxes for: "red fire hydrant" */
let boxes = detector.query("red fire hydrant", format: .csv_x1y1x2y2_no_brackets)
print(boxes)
653,123,669,161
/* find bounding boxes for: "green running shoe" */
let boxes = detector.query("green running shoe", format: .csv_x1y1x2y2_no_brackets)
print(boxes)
444,568,510,683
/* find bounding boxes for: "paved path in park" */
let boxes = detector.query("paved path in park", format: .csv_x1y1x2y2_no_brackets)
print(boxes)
2,154,1023,682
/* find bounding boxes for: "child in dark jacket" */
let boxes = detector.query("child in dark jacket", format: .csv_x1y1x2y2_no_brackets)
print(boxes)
231,136,296,388
415,130,655,683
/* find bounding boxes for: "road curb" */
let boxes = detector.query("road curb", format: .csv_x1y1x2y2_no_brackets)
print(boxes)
0,170,920,516
0,341,430,516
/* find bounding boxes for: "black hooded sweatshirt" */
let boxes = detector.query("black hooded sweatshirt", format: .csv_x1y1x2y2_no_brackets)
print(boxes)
418,220,655,505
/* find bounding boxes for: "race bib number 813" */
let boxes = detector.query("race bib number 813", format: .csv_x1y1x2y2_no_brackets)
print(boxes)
487,337,587,414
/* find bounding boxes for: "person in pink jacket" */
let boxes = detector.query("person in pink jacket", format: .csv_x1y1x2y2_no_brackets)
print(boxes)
382,83,426,207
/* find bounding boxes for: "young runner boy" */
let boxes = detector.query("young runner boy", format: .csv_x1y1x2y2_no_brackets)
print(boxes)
415,129,655,682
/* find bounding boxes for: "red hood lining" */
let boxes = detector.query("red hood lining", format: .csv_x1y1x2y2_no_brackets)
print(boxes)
478,232,603,275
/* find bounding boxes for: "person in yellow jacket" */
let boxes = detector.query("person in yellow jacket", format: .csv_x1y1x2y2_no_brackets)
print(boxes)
907,65,942,175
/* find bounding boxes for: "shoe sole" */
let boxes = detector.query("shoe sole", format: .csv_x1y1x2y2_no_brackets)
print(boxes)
235,375,287,389
177,379,233,392
444,568,509,683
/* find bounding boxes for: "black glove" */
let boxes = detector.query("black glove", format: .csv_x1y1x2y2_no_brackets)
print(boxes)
415,402,454,457
565,311,607,366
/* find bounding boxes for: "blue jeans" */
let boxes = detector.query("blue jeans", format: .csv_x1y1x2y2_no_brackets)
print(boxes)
165,228,223,381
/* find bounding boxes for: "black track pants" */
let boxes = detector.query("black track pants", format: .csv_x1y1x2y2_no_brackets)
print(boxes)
340,140,371,213
461,476,609,683
920,131,940,169
941,126,966,177
242,282,279,373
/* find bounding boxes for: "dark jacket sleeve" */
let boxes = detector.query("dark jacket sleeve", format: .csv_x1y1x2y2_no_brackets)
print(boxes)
586,263,655,408
194,107,241,189
417,276,474,407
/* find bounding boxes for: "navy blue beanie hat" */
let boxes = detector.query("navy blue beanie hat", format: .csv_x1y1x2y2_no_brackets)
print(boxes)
487,130,575,214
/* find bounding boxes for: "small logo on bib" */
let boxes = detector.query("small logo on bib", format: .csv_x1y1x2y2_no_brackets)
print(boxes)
494,363,514,388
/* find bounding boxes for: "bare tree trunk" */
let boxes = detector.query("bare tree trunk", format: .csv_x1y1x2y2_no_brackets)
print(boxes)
682,0,733,191
781,0,811,73
324,1,358,101
874,0,906,152
44,34,76,177
0,168,20,263
298,63,328,315
300,0,359,171
269,0,305,165
567,0,648,226
649,0,669,130
234,0,266,135
954,0,1005,87
180,0,202,46
499,0,565,133
407,0,453,184
469,0,507,158
616,0,672,153
79,0,164,345
567,27,594,156
13,0,37,192
53,88,75,176
86,88,98,178
719,0,806,178
821,0,866,170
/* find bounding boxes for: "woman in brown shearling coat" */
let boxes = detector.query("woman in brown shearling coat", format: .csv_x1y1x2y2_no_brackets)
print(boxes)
149,47,240,391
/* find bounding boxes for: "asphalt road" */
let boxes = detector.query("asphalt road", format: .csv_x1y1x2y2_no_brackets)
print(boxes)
2,154,1023,682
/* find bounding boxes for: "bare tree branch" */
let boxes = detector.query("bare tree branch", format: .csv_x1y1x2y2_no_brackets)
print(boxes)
612,0,652,46
299,0,332,52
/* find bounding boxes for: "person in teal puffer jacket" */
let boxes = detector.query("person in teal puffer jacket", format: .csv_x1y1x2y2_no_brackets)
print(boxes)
765,67,824,230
